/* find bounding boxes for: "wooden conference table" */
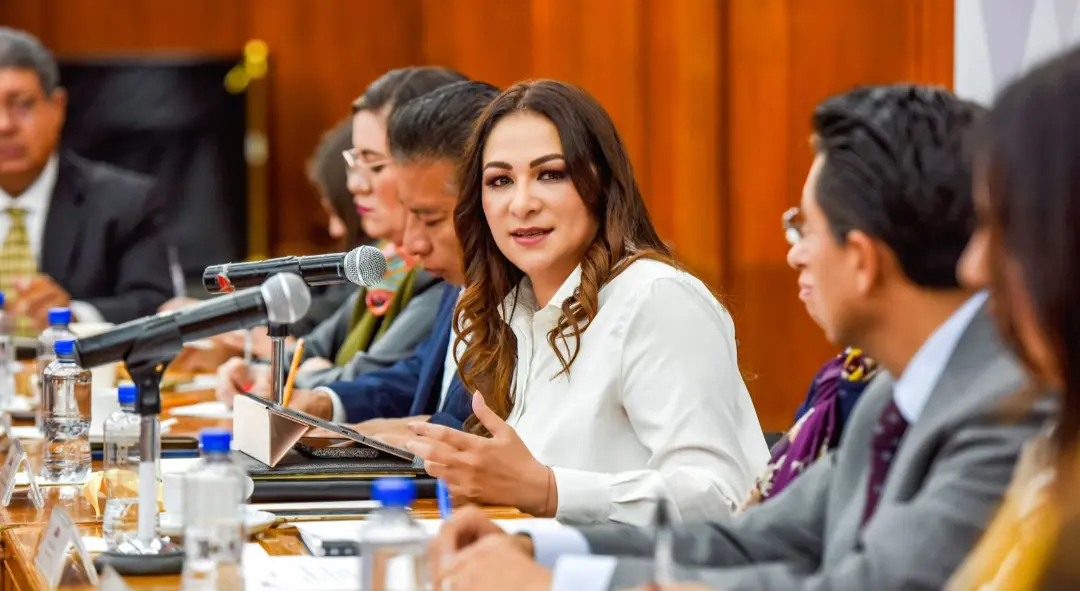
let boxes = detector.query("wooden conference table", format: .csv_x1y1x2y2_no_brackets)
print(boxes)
0,382,524,590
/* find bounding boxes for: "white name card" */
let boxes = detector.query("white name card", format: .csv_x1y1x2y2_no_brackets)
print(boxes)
1,437,44,508
98,564,133,591
34,507,98,589
0,411,11,452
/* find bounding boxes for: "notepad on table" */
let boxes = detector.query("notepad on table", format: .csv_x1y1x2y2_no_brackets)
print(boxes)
168,401,232,419
293,517,561,552
245,556,361,590
8,426,43,440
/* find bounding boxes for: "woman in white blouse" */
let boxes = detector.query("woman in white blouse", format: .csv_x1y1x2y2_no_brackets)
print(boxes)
404,79,769,526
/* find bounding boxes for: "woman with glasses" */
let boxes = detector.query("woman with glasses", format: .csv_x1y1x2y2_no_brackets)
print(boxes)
213,67,465,401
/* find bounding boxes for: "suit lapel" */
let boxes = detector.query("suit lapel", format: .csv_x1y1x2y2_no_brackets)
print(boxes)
847,307,1007,551
829,374,893,556
41,154,85,280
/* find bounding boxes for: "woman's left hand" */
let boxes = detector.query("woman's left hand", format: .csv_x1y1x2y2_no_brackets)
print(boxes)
406,392,555,516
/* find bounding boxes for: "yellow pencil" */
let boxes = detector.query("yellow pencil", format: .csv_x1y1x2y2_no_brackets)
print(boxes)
282,338,304,408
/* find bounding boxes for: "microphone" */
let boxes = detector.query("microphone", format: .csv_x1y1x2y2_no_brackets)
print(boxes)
74,273,312,369
202,245,387,294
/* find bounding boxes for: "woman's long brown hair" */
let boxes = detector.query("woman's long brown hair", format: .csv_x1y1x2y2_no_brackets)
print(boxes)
972,45,1080,589
975,46,1080,469
452,80,677,435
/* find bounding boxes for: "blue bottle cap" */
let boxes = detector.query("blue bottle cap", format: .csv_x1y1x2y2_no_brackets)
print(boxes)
0,291,5,306
48,307,72,325
117,385,137,405
54,339,75,356
199,429,232,454
373,477,416,508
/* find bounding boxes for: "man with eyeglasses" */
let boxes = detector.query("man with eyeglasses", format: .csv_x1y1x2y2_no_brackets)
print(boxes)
424,85,1054,591
0,27,171,331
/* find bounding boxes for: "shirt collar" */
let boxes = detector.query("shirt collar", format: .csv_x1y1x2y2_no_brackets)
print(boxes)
0,154,59,211
893,290,990,423
499,265,583,328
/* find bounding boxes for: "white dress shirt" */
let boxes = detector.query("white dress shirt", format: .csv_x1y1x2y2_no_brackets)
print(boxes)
0,155,103,323
893,290,988,422
500,259,769,526
533,290,992,590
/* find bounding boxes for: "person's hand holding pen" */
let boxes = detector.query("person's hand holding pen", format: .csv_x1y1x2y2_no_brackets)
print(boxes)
215,358,271,407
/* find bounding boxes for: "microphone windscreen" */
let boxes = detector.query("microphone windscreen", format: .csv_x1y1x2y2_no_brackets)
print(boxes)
344,245,388,286
260,273,312,324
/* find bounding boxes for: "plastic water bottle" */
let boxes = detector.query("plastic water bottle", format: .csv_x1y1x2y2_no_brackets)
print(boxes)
0,292,14,409
102,384,142,550
41,339,92,484
182,429,247,590
35,307,75,429
361,478,428,591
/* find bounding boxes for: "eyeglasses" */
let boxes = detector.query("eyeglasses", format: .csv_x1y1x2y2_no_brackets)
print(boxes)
0,95,41,124
783,207,804,246
341,149,391,174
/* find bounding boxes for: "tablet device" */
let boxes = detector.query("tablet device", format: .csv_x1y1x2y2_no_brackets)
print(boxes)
235,393,419,464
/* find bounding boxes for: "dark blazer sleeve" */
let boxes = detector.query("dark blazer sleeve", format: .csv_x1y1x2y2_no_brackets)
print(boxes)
326,349,426,423
427,378,471,430
323,294,446,422
326,284,470,427
57,157,173,322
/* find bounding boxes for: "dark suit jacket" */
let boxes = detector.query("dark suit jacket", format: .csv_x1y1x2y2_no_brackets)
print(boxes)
44,152,172,322
326,284,471,428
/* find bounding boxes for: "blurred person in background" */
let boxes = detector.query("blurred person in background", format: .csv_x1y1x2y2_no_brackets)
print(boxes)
0,27,171,333
265,80,499,438
211,66,464,401
292,117,370,334
740,346,878,510
166,119,366,372
946,45,1080,590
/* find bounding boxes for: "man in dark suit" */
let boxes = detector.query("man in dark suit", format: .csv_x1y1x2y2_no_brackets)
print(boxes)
0,27,171,331
423,86,1051,591
283,81,501,440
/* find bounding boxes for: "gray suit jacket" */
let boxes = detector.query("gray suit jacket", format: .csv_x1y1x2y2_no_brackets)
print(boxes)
291,270,443,389
577,309,1052,590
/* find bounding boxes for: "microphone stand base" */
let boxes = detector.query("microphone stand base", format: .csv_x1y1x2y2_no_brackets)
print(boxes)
109,319,187,577
93,542,185,576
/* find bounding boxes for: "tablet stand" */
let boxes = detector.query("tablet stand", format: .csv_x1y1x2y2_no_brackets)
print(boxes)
268,323,289,405
97,316,184,574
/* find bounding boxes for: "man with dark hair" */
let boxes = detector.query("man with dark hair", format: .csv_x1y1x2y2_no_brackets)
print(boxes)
0,27,171,331
426,85,1051,591
351,67,467,114
286,81,500,440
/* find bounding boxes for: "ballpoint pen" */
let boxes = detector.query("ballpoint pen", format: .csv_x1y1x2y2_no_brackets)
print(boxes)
653,498,675,587
436,479,452,520
243,330,253,365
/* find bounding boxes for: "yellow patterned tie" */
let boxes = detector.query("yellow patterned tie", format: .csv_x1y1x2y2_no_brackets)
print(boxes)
0,207,38,336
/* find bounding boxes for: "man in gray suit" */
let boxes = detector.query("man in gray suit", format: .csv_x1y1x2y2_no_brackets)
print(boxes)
423,86,1051,591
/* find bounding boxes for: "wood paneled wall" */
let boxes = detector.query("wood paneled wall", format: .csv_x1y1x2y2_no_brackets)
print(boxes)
0,0,953,429
724,0,954,429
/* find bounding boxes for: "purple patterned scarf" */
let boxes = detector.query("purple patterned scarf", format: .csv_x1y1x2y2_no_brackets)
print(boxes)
741,348,878,510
